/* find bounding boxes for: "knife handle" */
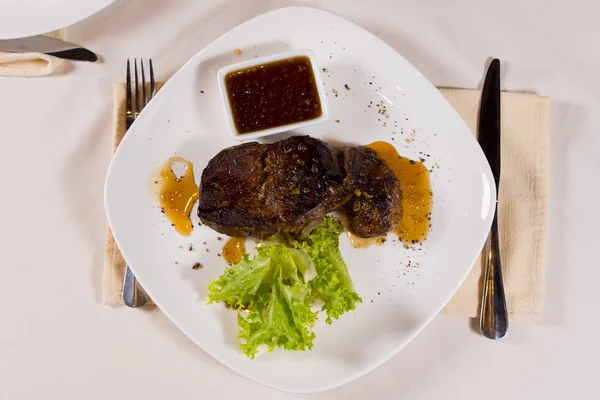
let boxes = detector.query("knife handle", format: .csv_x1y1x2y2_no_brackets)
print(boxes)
480,212,508,339
123,265,149,308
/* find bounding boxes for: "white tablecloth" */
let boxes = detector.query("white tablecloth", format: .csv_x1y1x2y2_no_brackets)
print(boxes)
1,0,598,398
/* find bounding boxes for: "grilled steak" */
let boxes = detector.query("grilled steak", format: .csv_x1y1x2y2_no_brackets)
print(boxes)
197,136,350,239
197,136,402,239
338,146,403,237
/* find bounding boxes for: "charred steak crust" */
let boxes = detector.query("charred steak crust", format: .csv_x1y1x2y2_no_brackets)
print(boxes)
339,146,403,238
198,136,402,239
197,136,350,239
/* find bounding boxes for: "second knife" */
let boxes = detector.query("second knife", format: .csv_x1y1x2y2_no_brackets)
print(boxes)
0,35,97,62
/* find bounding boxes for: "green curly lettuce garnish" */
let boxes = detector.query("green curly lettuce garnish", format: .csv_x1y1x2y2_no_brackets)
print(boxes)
207,216,361,359
296,216,363,324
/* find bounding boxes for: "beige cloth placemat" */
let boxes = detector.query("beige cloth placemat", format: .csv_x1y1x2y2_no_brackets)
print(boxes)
103,84,549,319
0,29,67,77
440,88,548,319
103,83,162,305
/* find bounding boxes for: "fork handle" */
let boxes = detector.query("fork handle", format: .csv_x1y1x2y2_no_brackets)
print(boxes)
123,265,149,308
480,213,508,339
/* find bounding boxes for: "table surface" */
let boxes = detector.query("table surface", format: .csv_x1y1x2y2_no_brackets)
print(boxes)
1,0,598,398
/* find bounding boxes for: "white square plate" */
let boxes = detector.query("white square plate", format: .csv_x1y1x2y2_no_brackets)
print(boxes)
105,7,495,394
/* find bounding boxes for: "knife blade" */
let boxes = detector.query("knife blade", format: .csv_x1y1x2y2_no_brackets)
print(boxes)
479,59,501,185
478,58,508,340
0,35,97,62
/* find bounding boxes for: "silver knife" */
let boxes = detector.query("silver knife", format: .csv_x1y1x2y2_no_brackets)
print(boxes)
478,58,508,339
0,35,97,62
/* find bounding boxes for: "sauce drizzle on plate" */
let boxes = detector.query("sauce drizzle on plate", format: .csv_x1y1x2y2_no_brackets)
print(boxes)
347,232,386,248
367,141,432,244
148,157,199,236
222,237,246,265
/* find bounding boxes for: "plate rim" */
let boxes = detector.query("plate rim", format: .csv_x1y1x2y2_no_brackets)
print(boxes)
0,0,115,39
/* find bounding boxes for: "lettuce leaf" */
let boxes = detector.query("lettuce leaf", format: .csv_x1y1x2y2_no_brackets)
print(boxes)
237,272,317,358
297,217,362,324
208,243,318,359
207,216,361,358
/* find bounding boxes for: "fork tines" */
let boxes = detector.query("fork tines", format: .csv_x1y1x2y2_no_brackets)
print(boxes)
125,58,156,130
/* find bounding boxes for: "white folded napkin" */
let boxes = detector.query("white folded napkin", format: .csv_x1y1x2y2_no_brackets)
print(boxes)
0,29,66,77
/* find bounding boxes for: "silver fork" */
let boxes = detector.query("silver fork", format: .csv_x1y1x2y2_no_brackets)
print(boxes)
122,58,155,308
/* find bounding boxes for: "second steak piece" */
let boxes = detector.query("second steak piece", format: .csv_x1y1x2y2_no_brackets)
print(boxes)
338,146,403,238
197,136,350,239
